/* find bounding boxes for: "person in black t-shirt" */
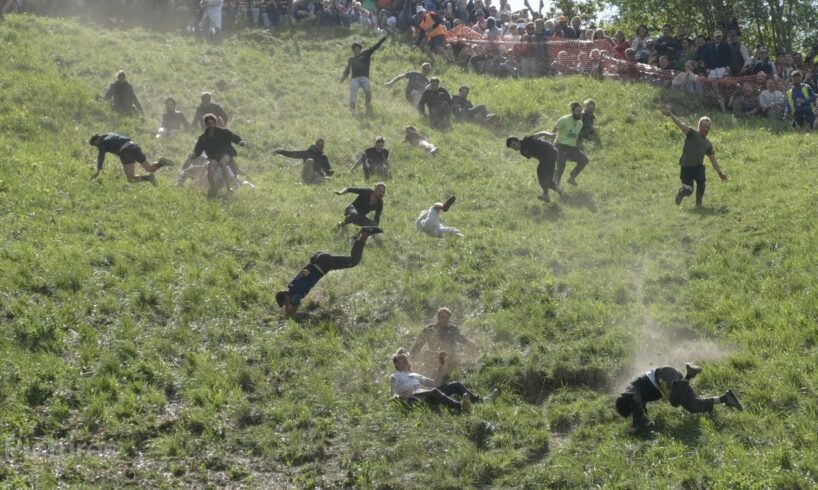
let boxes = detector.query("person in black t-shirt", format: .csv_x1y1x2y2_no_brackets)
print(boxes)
450,86,495,123
351,136,390,181
662,107,728,208
275,139,334,177
157,97,190,138
340,36,387,114
506,133,566,202
418,77,452,130
334,183,385,230
385,63,432,105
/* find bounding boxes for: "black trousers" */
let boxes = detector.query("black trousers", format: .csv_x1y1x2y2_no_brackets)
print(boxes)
668,380,716,413
343,205,378,227
555,143,590,184
537,158,560,195
310,238,364,273
410,381,480,410
680,165,706,205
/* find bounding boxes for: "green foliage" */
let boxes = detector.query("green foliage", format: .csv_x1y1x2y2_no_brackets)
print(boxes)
1,13,818,488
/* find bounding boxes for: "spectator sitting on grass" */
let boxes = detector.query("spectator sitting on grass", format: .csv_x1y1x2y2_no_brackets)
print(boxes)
758,77,787,118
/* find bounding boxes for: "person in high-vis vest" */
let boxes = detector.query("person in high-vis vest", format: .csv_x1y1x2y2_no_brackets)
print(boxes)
784,70,816,132
414,7,452,62
616,364,743,431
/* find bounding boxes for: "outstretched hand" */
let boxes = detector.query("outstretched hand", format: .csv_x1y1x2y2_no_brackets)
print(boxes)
334,189,345,195
661,106,672,116
719,172,729,182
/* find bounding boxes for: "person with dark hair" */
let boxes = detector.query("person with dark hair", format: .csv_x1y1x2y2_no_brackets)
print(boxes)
89,133,172,185
340,35,388,114
410,306,473,373
275,226,382,317
192,92,229,129
157,97,190,138
616,363,743,431
103,71,143,116
334,183,385,230
351,137,390,181
385,62,432,105
189,114,246,195
390,348,496,411
506,132,565,202
451,86,495,123
550,101,590,186
418,77,452,130
662,107,728,207
274,139,334,177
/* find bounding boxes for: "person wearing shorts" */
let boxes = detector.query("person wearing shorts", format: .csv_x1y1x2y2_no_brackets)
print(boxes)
89,133,172,185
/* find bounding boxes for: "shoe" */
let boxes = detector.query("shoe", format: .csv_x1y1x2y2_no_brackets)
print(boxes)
675,190,685,205
442,195,456,212
482,389,499,402
461,394,472,413
685,363,703,379
537,194,551,202
360,226,384,236
155,157,175,169
723,390,743,411
567,176,578,186
147,174,157,186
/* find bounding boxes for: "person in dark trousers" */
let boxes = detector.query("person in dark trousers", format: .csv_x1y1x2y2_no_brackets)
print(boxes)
390,348,496,412
334,183,385,230
579,98,597,142
784,70,816,132
351,136,390,181
192,92,229,129
189,114,246,195
450,86,496,123
89,133,172,185
410,306,474,374
103,71,143,116
157,97,190,138
551,101,590,187
616,363,743,431
275,226,383,317
418,77,452,130
662,107,728,207
274,139,334,177
506,133,566,202
340,36,388,113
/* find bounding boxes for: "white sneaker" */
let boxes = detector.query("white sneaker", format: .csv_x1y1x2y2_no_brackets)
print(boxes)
483,389,499,402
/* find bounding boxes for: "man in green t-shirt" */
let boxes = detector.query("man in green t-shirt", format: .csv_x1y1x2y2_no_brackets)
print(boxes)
551,101,590,186
662,107,728,207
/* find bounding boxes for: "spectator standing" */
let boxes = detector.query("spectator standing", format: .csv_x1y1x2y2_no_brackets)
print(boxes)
703,30,731,79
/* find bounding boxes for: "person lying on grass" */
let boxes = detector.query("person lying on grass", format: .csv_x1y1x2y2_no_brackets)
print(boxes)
415,196,463,238
616,363,743,432
390,348,496,412
275,226,382,317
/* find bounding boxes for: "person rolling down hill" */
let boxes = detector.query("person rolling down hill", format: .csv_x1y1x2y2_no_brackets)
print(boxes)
416,196,462,237
190,114,246,196
275,226,382,317
351,136,390,181
506,133,566,202
340,36,388,114
403,126,438,155
274,139,334,178
662,107,728,208
89,133,173,185
616,363,743,431
334,183,385,231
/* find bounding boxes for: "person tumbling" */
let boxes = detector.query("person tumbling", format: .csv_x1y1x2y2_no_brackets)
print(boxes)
351,136,390,181
334,183,385,230
418,77,452,130
506,132,566,202
89,133,172,185
662,107,728,208
403,126,439,155
275,139,334,178
416,196,462,237
385,62,432,105
340,36,388,114
275,226,382,317
616,363,743,431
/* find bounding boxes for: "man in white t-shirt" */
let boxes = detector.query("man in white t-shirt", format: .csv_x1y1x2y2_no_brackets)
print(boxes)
390,348,493,411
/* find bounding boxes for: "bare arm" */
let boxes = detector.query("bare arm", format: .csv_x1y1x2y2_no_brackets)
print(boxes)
662,107,691,133
385,72,407,86
532,130,555,140
707,153,728,181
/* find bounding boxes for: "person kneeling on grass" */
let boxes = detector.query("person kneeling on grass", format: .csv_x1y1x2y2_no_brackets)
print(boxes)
616,363,743,431
390,348,496,412
275,226,382,317
89,133,173,185
416,196,462,237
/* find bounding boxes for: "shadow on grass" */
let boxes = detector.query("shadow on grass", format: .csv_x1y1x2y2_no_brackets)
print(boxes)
563,189,597,212
632,414,704,446
526,202,565,222
687,204,729,217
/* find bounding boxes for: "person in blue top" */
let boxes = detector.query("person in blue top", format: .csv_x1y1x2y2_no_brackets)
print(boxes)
89,133,172,185
275,226,383,317
784,70,816,132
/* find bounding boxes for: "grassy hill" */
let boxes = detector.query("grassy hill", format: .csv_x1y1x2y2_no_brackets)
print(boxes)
2,14,818,488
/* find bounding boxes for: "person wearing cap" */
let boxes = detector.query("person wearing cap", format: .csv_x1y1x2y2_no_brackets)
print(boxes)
784,70,816,131
505,132,566,202
340,35,388,114
103,71,143,116
702,30,731,79
386,63,433,105
415,197,463,238
662,107,728,207
275,227,383,317
351,136,390,181
418,77,453,130
616,363,743,431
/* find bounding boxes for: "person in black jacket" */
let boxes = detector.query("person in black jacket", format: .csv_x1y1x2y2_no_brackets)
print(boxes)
616,364,743,431
351,136,390,181
703,30,732,79
103,71,143,116
418,77,452,130
189,114,245,195
506,133,566,202
274,139,334,177
340,36,388,113
334,183,385,230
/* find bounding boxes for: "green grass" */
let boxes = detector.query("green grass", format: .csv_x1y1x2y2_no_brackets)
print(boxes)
2,13,818,488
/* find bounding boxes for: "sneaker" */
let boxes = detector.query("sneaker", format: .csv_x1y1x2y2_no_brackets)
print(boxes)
442,195,456,212
482,389,499,402
537,194,551,202
567,176,578,186
146,174,157,186
360,226,384,236
461,394,472,413
155,157,175,169
723,390,743,411
685,363,703,379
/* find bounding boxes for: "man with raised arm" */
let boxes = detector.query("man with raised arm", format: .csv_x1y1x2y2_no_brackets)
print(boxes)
340,36,388,114
662,107,728,207
274,139,334,177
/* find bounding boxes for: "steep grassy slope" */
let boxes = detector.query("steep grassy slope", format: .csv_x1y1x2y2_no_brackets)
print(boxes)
1,14,818,488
